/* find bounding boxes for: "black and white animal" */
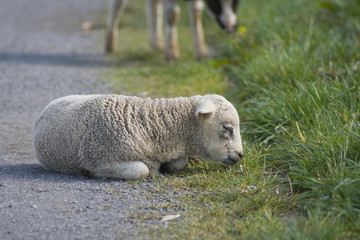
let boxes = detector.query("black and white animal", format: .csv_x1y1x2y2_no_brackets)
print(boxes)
105,0,240,59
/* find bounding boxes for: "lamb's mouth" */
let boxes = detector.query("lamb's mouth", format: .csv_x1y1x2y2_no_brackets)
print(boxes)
223,156,241,166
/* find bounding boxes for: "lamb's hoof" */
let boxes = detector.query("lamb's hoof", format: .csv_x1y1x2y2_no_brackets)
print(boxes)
165,52,180,60
105,43,116,54
196,48,211,60
151,42,165,51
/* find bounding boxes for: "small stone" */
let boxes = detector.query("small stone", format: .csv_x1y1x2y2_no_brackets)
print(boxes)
160,214,181,222
35,187,46,192
81,22,93,30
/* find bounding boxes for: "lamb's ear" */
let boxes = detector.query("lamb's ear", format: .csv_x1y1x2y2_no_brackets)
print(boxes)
195,101,216,121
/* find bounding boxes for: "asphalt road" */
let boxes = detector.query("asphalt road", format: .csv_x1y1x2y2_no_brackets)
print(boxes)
0,1,180,239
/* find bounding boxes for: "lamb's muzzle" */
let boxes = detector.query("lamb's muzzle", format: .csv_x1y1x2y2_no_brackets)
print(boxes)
222,151,243,165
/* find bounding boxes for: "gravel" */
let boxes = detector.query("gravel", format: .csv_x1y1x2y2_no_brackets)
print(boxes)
0,1,180,239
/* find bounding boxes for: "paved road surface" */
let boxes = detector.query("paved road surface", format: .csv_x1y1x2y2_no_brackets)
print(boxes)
0,1,180,239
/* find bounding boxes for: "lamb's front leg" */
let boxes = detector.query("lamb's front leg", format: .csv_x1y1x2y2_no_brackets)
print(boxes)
159,157,189,173
146,0,164,50
91,161,150,180
105,0,127,53
163,0,180,59
188,0,210,59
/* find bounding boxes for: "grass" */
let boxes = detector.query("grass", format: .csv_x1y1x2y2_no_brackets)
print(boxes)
104,0,360,239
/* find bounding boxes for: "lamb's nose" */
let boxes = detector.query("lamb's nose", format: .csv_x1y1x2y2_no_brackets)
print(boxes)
237,151,244,160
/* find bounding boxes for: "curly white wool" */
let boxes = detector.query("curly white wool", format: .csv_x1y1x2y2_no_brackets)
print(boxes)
33,94,243,180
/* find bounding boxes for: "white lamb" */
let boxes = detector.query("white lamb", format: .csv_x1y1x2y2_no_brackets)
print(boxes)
33,94,243,180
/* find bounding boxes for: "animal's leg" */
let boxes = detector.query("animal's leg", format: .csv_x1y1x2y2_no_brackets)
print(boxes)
105,0,128,53
91,161,149,180
146,0,164,50
160,157,189,173
188,0,210,59
163,0,180,59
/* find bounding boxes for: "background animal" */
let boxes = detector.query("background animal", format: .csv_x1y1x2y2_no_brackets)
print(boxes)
105,0,240,59
33,94,243,180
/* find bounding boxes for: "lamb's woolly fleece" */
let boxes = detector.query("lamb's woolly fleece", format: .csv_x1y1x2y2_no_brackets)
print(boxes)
33,94,241,178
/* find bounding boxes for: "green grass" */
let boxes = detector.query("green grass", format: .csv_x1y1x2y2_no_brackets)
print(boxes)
105,0,360,238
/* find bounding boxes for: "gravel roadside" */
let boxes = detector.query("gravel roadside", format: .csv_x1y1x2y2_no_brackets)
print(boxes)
0,1,177,239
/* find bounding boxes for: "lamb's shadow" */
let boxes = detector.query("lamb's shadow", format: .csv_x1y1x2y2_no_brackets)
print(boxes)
0,163,98,183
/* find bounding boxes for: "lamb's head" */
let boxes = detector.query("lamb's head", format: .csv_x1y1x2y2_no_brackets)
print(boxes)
194,95,243,165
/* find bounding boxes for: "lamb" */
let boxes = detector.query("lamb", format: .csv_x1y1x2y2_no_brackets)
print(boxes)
33,94,244,180
105,0,240,59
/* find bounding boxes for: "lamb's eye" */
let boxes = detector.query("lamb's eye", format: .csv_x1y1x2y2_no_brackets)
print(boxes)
223,125,234,135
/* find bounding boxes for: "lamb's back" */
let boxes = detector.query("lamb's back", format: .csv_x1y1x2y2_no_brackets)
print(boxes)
33,95,105,173
33,94,197,174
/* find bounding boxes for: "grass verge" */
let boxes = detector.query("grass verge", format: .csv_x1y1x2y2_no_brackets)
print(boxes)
105,0,360,238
